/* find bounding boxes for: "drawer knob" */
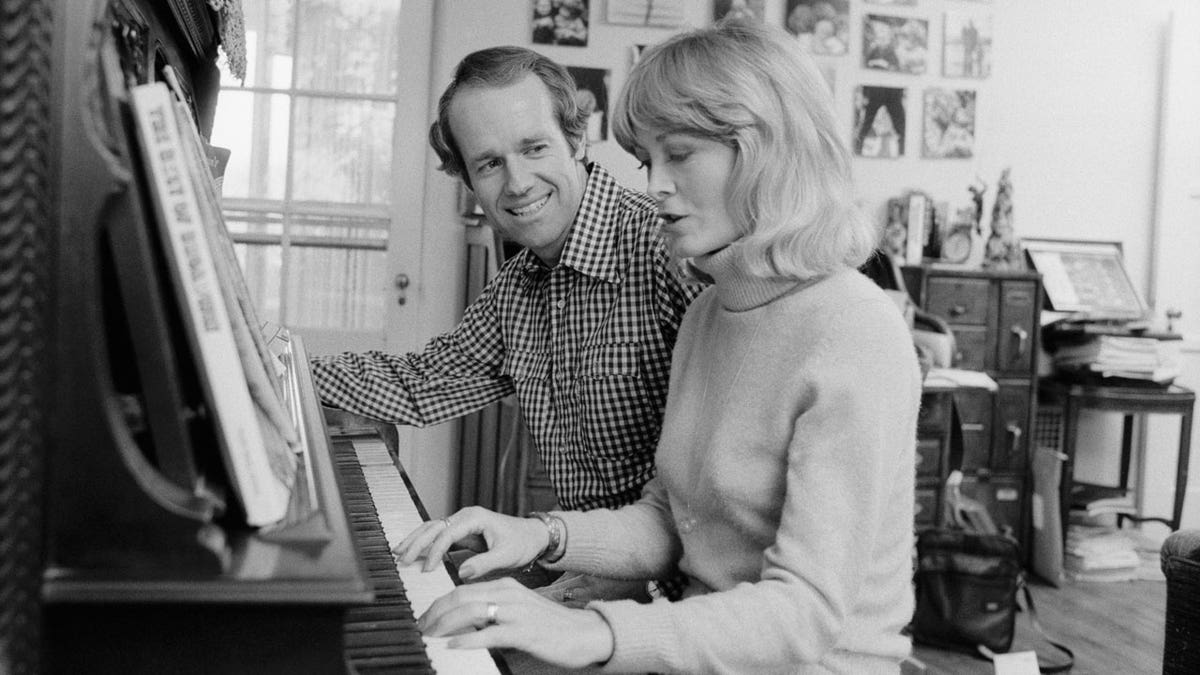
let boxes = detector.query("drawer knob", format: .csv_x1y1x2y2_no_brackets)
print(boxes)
1009,325,1029,356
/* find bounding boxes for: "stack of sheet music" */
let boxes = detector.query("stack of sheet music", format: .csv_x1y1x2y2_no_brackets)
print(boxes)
1052,335,1180,385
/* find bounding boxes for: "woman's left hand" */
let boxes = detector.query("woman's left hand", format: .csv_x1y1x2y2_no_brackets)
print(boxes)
419,577,615,669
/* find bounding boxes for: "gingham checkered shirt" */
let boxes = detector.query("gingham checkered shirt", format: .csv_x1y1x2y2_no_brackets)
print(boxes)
311,163,701,511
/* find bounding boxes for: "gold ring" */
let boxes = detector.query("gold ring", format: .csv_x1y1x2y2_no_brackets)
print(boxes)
486,602,499,626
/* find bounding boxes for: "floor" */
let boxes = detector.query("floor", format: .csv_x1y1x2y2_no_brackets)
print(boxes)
908,578,1166,674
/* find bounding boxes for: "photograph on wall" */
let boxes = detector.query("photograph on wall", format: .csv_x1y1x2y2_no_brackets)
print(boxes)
713,0,764,23
852,85,906,159
532,0,589,47
784,0,849,56
943,13,993,78
567,66,610,142
922,88,976,159
607,0,685,27
863,14,928,74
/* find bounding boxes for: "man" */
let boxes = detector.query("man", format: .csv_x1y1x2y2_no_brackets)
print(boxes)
311,46,700,517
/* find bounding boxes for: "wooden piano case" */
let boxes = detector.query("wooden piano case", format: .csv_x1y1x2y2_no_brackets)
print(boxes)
15,1,372,672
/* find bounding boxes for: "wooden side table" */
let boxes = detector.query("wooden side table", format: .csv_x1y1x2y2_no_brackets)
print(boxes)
1039,378,1195,538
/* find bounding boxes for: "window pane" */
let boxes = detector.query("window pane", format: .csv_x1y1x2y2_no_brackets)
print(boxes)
224,0,295,88
291,97,394,204
294,0,401,95
233,242,283,324
224,209,285,238
211,90,290,199
285,245,386,331
290,211,388,245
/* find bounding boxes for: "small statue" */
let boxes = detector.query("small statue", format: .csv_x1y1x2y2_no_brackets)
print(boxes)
882,197,906,259
983,168,1021,269
968,177,987,236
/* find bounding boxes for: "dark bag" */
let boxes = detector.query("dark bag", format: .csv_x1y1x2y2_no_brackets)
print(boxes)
912,527,1022,654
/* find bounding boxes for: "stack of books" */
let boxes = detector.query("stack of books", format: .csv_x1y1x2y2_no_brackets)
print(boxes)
1070,482,1137,520
1052,334,1180,385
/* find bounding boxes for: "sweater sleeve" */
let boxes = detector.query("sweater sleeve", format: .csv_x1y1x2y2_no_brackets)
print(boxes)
589,298,921,674
548,477,682,580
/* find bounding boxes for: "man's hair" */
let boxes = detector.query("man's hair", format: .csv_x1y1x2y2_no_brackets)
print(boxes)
429,46,589,189
613,20,877,280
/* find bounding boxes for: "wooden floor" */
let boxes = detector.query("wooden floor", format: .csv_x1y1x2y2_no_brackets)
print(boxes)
909,578,1165,674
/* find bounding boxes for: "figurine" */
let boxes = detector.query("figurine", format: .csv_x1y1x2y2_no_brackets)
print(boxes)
882,197,907,259
968,177,987,236
983,168,1021,269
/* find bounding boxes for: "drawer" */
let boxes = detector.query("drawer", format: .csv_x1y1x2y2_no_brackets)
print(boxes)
950,326,989,371
953,390,992,472
959,474,1024,536
926,277,991,325
996,281,1038,373
915,438,942,477
991,382,1032,472
915,488,938,526
918,391,951,433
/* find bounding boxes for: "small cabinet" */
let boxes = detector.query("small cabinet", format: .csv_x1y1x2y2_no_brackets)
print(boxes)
904,266,1042,554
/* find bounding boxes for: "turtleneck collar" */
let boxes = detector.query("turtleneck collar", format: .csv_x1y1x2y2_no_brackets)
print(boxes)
691,245,815,311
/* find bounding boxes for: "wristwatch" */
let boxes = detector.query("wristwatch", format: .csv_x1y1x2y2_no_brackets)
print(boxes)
529,511,566,563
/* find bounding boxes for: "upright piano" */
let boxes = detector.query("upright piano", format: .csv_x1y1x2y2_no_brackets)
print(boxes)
0,1,504,672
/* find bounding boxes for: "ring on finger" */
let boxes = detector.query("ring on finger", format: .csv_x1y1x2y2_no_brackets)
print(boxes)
486,602,500,626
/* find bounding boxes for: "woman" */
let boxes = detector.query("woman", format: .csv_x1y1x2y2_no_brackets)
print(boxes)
396,21,921,674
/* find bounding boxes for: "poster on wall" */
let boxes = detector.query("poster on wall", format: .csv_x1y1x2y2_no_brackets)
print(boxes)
567,66,610,142
532,0,589,46
607,0,685,27
713,0,764,23
853,85,906,159
783,0,849,56
943,13,993,77
922,88,976,159
863,14,928,74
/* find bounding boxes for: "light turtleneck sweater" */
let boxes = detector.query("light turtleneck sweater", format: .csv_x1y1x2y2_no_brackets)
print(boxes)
549,244,923,674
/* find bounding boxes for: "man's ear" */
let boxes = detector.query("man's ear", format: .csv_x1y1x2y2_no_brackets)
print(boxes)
573,135,587,160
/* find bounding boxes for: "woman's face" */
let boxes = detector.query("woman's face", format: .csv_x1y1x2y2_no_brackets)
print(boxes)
633,127,740,259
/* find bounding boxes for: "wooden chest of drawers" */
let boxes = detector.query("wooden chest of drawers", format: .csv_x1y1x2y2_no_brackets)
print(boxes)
904,266,1042,551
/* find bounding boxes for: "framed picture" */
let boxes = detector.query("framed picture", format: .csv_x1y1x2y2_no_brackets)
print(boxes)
863,14,928,74
784,0,849,56
922,88,976,158
943,13,993,77
567,66,610,142
1022,239,1149,321
853,85,906,158
532,0,589,47
713,0,764,23
607,0,685,27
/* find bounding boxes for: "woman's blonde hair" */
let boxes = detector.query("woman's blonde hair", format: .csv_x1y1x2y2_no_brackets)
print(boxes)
613,20,877,280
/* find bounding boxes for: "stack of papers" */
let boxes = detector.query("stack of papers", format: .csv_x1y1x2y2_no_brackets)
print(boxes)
1064,525,1141,582
1053,335,1180,384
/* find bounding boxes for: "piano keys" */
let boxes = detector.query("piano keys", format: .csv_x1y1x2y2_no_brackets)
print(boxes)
337,434,505,675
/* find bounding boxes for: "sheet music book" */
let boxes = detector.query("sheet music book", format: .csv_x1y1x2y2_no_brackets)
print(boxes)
129,82,293,527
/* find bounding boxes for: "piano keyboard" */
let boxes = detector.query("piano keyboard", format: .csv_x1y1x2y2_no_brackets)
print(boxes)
337,436,504,675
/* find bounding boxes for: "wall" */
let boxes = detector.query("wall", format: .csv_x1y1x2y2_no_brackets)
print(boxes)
402,0,1200,520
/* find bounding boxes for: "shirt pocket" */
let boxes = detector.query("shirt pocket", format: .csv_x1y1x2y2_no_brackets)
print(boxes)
576,342,657,458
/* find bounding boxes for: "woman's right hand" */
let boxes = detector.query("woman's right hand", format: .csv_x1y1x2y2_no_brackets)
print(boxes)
392,506,551,580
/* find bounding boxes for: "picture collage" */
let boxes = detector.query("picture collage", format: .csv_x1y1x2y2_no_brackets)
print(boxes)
527,0,993,163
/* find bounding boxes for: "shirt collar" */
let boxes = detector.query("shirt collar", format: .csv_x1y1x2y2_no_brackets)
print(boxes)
517,163,628,285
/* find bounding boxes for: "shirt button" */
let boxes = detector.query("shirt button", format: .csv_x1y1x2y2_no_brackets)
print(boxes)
556,299,565,309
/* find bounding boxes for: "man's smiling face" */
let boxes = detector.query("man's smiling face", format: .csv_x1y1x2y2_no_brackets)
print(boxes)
450,74,588,266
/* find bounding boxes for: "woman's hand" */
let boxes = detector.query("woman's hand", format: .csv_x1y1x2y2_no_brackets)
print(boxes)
419,577,615,669
392,506,550,579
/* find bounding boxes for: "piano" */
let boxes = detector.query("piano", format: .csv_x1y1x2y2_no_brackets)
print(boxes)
0,0,504,672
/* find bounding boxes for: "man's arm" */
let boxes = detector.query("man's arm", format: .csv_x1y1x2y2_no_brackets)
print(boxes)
310,282,515,427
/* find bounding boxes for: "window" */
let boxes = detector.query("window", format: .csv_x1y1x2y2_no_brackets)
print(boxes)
211,0,402,331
